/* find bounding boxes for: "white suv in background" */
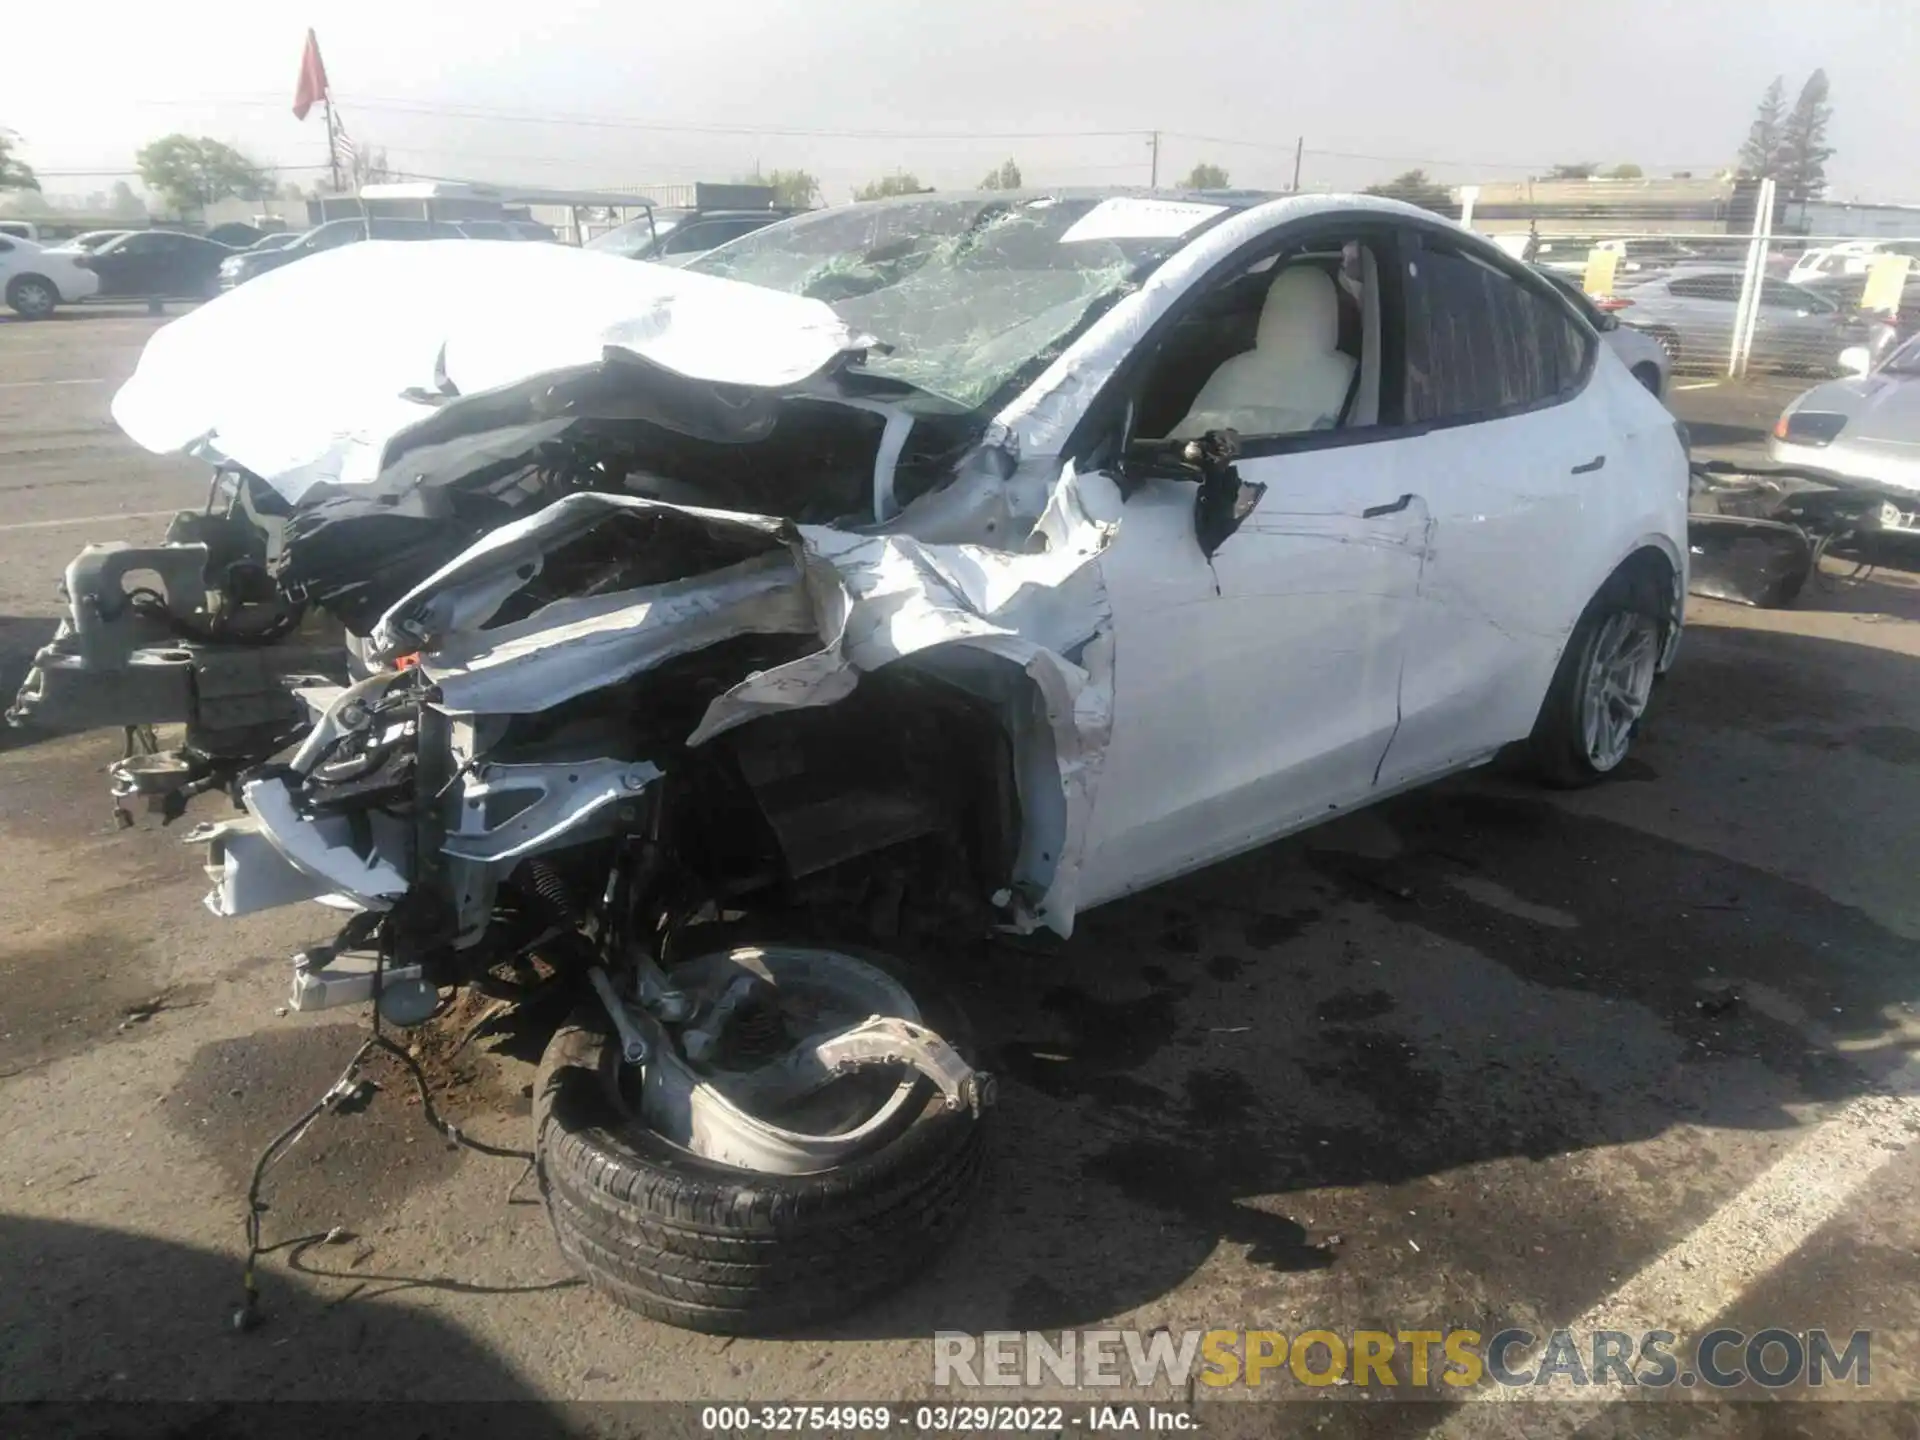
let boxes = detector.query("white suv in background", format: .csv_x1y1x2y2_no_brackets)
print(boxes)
1,235,101,318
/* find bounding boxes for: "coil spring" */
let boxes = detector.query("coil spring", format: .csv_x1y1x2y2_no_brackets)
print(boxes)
523,858,579,924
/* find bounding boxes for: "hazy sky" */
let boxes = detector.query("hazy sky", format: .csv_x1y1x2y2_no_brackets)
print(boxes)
8,0,1917,203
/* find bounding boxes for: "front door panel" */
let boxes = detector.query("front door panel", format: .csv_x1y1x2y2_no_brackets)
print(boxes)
1076,441,1427,909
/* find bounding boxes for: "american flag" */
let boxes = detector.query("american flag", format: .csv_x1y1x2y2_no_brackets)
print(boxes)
334,124,360,181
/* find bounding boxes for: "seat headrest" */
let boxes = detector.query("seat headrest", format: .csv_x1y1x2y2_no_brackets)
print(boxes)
1258,266,1340,353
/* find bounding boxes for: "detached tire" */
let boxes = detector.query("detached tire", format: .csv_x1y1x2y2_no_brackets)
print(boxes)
534,973,987,1333
1526,565,1667,789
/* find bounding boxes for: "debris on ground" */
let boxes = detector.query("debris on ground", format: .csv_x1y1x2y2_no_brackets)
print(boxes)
1695,979,1742,1017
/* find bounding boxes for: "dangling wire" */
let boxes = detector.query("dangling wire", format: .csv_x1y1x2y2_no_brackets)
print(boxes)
232,925,533,1333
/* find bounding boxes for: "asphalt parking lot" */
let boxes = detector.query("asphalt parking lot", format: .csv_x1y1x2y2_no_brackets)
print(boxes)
3,311,1920,1437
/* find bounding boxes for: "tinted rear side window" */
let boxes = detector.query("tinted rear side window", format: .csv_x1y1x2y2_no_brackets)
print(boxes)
1406,241,1592,422
1668,274,1741,302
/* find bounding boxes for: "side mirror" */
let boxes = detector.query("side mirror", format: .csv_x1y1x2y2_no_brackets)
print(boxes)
1838,346,1872,377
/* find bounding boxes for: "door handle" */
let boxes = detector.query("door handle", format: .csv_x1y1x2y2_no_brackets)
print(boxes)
1571,454,1607,474
1362,493,1414,518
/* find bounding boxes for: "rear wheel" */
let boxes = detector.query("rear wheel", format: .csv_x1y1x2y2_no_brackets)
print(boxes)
6,275,59,319
1526,568,1666,787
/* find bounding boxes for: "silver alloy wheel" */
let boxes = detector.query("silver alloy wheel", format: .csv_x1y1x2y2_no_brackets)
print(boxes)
11,278,57,318
1581,610,1659,771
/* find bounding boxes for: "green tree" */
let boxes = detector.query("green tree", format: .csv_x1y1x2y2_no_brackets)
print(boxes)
1362,169,1454,214
1180,161,1231,190
0,187,53,217
739,169,820,209
1548,162,1599,180
1738,76,1786,178
853,172,927,201
1775,69,1834,202
1607,163,1644,179
135,135,273,212
0,129,37,192
978,157,1022,190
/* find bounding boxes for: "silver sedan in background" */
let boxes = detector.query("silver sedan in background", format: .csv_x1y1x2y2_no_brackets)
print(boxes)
1769,331,1920,498
1613,268,1873,375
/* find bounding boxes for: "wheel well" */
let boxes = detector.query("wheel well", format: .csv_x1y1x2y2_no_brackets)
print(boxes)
1630,360,1662,395
1607,545,1682,648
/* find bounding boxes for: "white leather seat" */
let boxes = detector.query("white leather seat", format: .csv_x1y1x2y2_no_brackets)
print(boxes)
1169,266,1358,439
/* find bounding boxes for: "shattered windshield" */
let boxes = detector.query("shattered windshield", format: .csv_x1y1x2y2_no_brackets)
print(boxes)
686,195,1223,412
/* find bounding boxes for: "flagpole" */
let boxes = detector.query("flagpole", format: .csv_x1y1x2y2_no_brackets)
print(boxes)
324,94,341,193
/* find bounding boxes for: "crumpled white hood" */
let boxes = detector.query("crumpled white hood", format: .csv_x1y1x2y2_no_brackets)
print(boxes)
111,240,860,501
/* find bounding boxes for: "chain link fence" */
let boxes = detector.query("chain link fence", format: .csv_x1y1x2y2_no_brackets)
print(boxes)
1455,178,1919,379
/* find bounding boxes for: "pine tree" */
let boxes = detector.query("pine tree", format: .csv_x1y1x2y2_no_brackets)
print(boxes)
1737,76,1785,179
1774,69,1835,202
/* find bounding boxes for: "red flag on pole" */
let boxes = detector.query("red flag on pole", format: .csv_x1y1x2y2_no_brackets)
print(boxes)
292,30,330,121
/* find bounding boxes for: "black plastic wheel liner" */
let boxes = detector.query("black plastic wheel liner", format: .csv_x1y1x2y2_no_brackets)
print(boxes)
1686,516,1815,608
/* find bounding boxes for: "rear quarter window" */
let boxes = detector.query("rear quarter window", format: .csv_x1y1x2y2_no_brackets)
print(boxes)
1406,241,1593,423
1668,275,1741,301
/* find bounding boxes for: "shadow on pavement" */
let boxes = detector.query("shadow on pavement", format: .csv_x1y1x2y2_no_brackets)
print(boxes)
0,1214,571,1427
818,622,1920,1343
0,615,62,753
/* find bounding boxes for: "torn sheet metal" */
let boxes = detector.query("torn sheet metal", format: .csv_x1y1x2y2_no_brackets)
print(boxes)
424,552,815,717
359,479,1117,933
111,241,862,502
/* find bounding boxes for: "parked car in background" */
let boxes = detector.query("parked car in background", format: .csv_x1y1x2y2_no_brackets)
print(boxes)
449,219,560,242
1768,330,1920,497
0,221,44,244
1787,241,1890,286
41,230,134,256
1526,236,1708,282
1612,268,1871,373
77,230,234,304
1801,269,1920,350
244,232,306,255
206,222,269,248
1533,265,1670,399
0,234,100,317
218,216,467,288
586,207,790,264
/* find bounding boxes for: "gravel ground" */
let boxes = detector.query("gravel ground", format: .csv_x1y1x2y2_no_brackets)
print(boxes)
2,311,1918,1437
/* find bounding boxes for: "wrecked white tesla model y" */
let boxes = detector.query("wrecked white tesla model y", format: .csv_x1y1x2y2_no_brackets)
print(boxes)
8,191,1687,1331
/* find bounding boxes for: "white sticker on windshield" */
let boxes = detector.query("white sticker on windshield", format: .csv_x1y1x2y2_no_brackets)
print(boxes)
1059,198,1229,244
